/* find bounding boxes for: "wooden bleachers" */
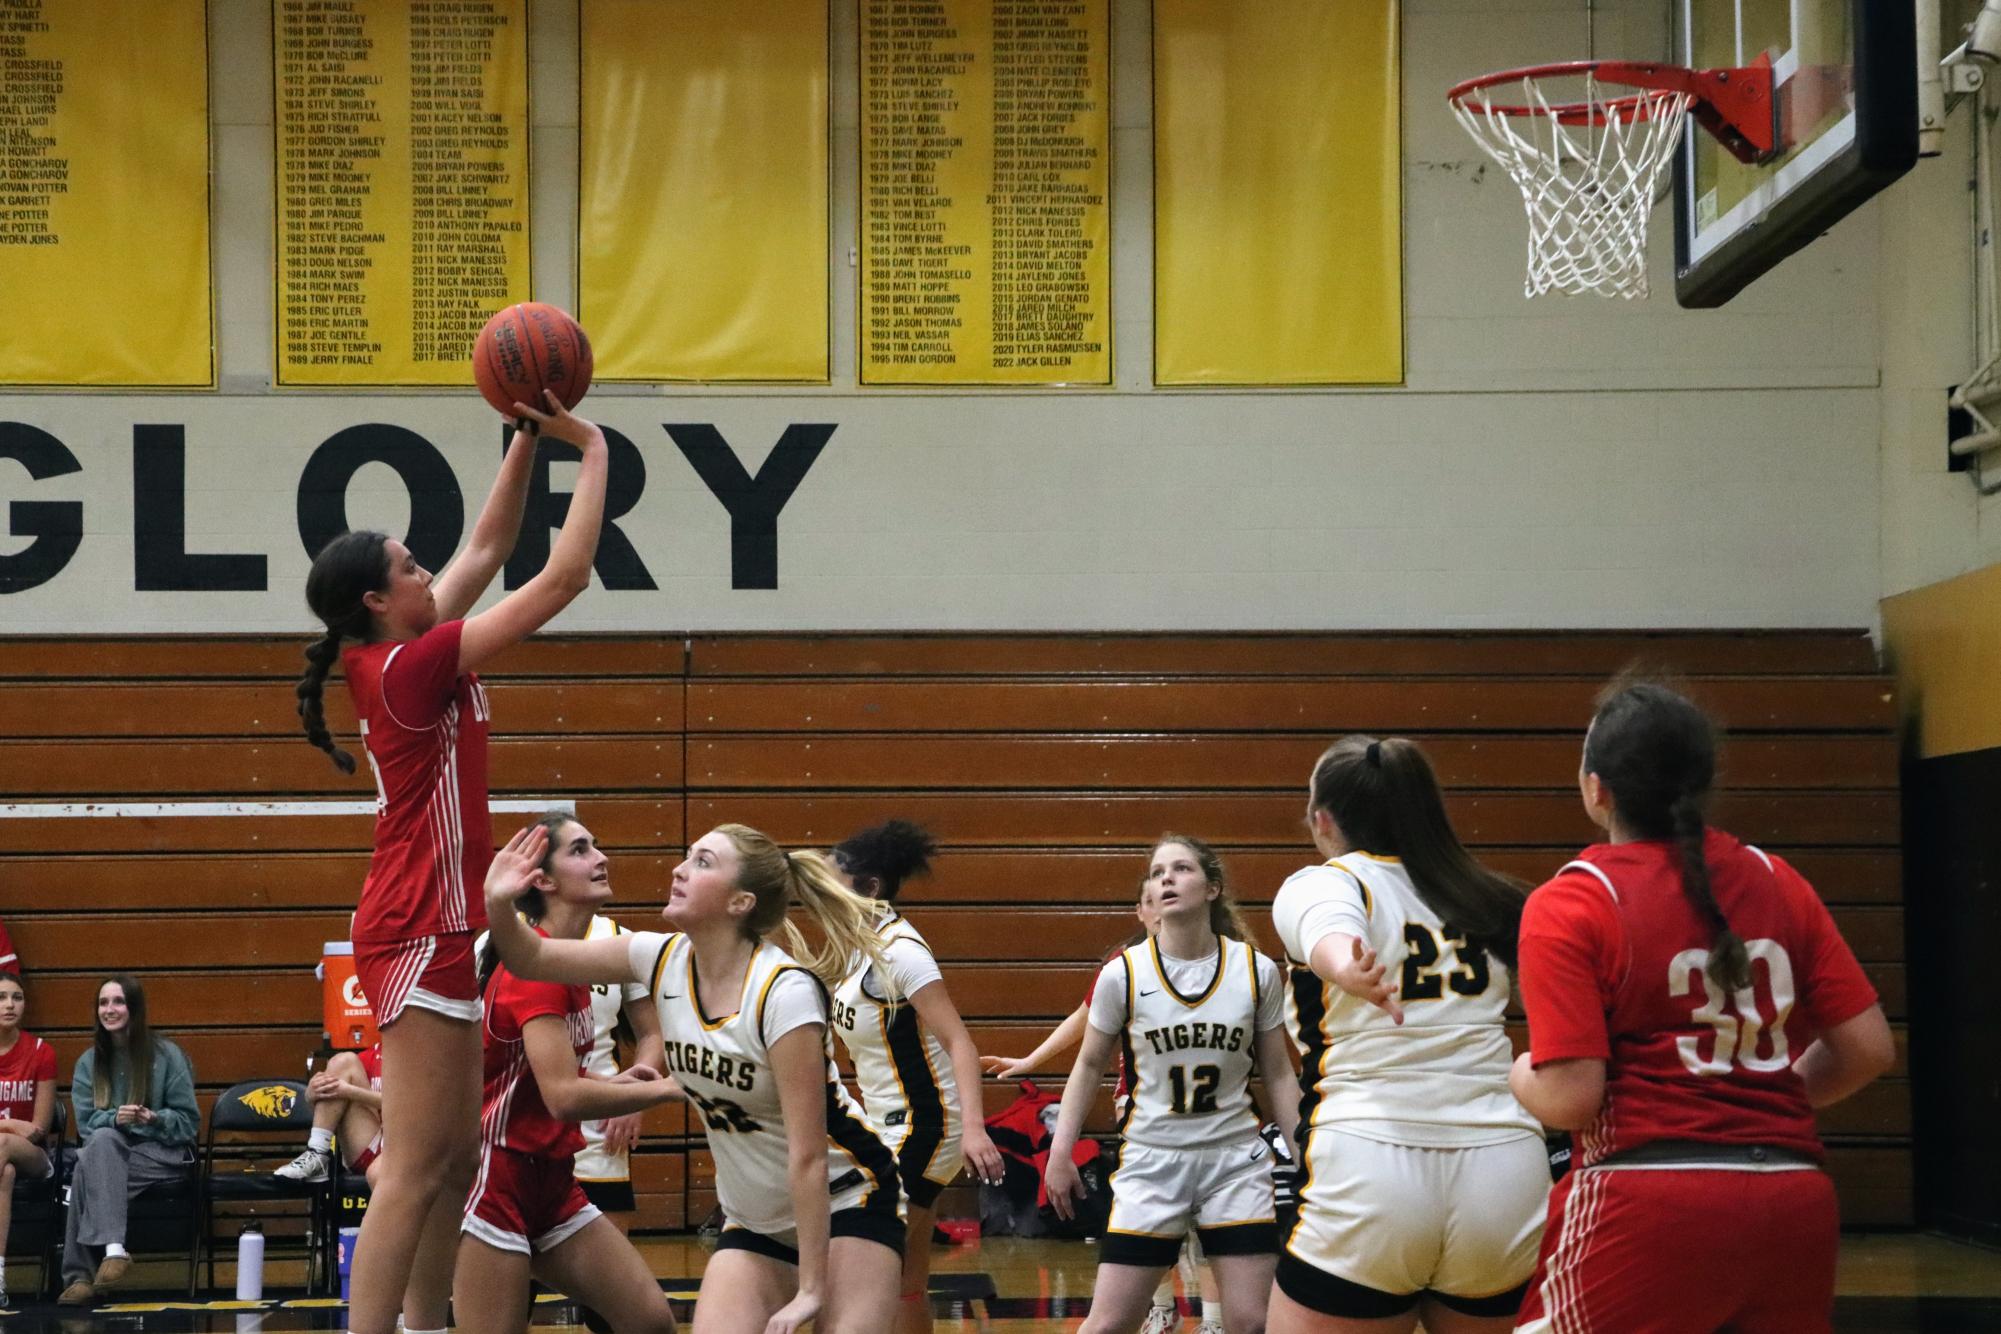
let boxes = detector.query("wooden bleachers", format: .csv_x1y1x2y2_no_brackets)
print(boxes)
0,631,1909,1231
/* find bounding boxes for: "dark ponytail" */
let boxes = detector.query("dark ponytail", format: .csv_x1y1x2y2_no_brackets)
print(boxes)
832,819,939,902
298,530,391,774
476,809,575,994
1585,680,1750,992
1309,735,1526,969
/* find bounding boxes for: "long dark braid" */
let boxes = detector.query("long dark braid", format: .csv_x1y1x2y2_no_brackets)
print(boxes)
297,531,390,774
1584,680,1751,993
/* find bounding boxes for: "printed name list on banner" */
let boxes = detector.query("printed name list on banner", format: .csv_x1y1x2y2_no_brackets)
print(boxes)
861,0,1111,385
274,0,530,386
0,0,211,385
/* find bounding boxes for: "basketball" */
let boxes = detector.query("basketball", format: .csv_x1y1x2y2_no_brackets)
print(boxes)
472,302,594,417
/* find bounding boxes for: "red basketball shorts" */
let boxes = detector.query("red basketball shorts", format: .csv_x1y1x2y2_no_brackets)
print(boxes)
1516,1164,1839,1334
462,1145,600,1255
354,932,480,1027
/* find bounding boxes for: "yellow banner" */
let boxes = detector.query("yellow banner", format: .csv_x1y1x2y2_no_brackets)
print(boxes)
274,0,531,386
861,0,1112,386
1154,0,1402,385
0,1,211,386
579,0,829,383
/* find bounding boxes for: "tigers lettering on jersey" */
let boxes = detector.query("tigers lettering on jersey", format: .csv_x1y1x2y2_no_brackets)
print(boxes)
664,1040,756,1092
641,931,897,1237
1108,935,1271,1149
1141,1021,1247,1055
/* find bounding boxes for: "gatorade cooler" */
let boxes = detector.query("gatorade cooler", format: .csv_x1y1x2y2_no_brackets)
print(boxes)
320,942,380,1051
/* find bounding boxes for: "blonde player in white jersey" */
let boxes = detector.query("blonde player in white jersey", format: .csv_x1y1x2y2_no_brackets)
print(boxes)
827,820,1006,1334
1045,835,1300,1334
1268,737,1547,1334
482,821,907,1334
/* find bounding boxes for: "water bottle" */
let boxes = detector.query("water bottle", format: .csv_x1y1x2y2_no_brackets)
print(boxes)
234,1221,265,1301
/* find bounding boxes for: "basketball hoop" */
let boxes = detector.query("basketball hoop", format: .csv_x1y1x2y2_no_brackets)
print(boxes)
1447,60,1777,299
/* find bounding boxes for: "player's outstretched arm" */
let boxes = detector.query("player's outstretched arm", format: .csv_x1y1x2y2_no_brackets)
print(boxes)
981,1001,1088,1078
524,1015,680,1121
907,980,1006,1184
484,825,634,987
456,390,609,676
431,424,539,622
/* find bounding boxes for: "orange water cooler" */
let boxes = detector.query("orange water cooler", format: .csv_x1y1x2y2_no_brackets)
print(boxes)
320,941,380,1050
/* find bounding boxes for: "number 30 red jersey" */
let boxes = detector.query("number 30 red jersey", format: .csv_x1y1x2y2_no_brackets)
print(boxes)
342,619,492,944
1518,829,1878,1166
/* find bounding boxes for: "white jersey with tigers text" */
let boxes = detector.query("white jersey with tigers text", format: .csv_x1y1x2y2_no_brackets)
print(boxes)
627,931,897,1236
1087,934,1283,1150
1271,853,1538,1148
831,910,962,1181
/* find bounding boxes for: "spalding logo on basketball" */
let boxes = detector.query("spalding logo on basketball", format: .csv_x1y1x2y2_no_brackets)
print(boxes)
472,302,593,418
342,975,368,1009
239,1085,299,1119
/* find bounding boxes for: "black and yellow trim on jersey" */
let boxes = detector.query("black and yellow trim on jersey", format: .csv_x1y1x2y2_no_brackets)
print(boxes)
878,969,950,1188
1115,952,1138,1136
755,963,816,1044
1149,933,1227,1007
1323,857,1374,919
1283,953,1336,1252
647,933,682,996
690,946,762,1032
824,1067,899,1211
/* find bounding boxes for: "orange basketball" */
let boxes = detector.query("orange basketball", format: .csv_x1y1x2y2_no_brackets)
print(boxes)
472,302,593,418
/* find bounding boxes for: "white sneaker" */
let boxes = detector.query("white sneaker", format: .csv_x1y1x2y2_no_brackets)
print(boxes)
274,1147,334,1182
1140,1304,1181,1334
1195,1322,1225,1334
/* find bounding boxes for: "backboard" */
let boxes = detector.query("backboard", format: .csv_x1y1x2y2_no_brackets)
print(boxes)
1672,0,1918,306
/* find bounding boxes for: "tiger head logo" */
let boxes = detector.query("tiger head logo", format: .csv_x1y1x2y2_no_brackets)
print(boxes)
239,1085,298,1119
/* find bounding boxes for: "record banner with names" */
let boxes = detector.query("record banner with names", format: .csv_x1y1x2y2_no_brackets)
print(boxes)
0,0,212,386
273,0,530,386
860,0,1111,386
579,0,830,383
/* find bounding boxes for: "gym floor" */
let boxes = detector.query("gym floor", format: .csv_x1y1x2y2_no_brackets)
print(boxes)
5,1233,2000,1331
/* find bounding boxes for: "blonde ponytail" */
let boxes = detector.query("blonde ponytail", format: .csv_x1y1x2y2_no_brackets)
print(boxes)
716,823,898,995
783,849,900,997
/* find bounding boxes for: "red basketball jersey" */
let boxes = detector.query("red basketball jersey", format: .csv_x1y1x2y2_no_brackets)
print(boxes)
1518,829,1879,1166
358,1043,383,1090
481,950,594,1159
0,1032,55,1122
0,917,17,971
342,619,492,943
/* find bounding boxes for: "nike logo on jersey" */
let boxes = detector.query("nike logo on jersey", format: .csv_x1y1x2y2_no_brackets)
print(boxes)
1139,988,1158,997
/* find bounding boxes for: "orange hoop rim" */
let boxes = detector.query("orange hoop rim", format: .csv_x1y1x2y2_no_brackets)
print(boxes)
1446,57,1778,160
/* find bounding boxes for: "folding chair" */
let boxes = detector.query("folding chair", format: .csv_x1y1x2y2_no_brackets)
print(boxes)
200,1079,326,1296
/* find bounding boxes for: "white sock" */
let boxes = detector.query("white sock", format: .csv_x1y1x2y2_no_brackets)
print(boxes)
308,1127,335,1152
1152,1278,1175,1307
1203,1297,1224,1325
103,1243,128,1259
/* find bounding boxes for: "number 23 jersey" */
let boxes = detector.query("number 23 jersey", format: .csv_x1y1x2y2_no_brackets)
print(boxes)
625,931,897,1236
1518,829,1878,1166
1273,853,1538,1147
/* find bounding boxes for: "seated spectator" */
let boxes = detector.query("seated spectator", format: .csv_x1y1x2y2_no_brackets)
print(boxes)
275,1043,384,1185
58,975,199,1307
0,970,56,1308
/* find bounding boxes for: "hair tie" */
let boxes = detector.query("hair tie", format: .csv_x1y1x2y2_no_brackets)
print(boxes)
1365,741,1383,768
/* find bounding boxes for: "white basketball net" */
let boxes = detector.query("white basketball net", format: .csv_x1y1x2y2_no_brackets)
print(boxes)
1450,74,1694,299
